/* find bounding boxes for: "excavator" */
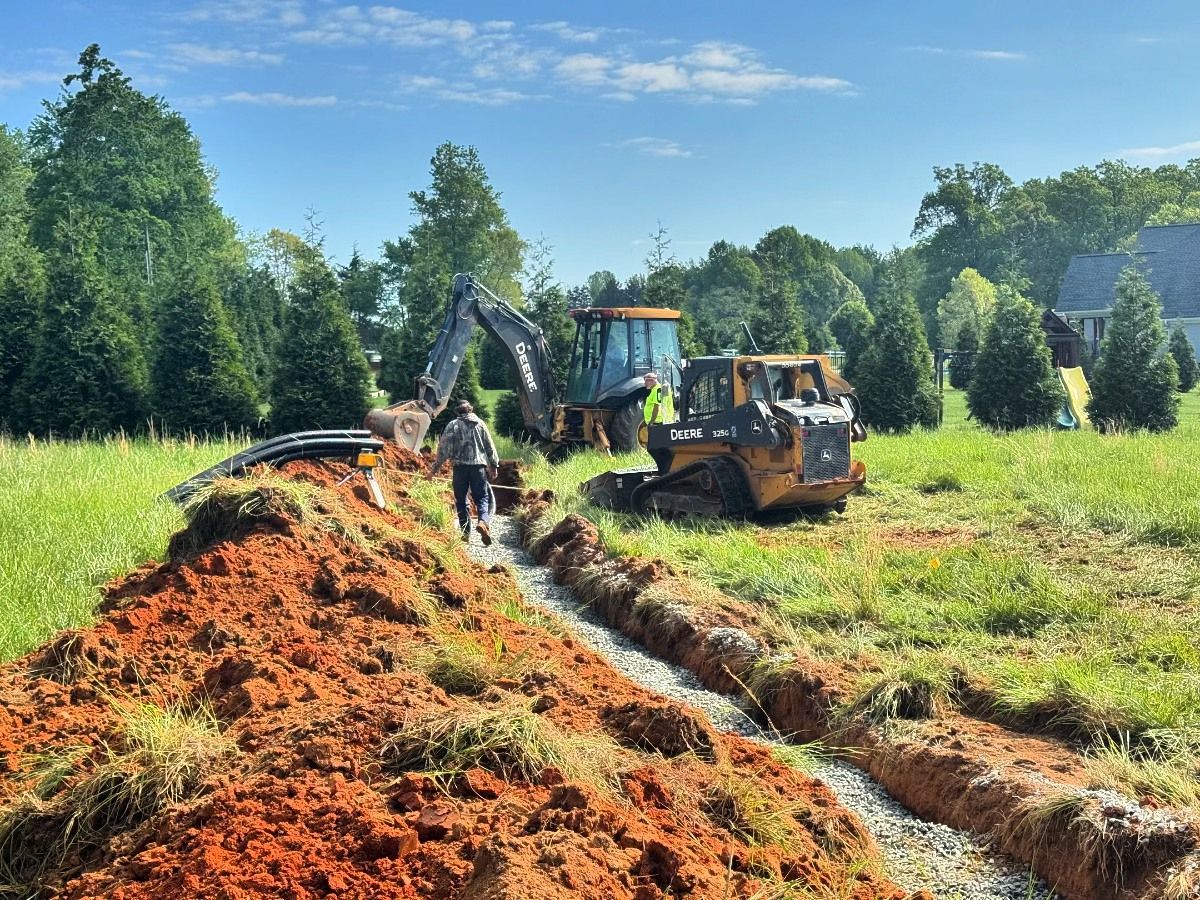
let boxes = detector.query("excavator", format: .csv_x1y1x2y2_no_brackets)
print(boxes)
365,274,683,454
366,273,868,519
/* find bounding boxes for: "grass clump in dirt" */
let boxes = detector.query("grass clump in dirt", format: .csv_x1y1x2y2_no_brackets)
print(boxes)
838,653,961,725
703,772,805,849
0,700,234,895
171,469,360,558
493,596,567,636
382,701,623,789
1083,738,1200,811
414,630,548,695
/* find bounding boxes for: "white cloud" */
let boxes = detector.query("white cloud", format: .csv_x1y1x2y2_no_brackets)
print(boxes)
223,91,338,107
622,137,693,158
532,21,602,43
1122,139,1200,159
398,75,533,106
908,45,1027,61
555,53,613,86
0,70,62,92
972,49,1026,60
169,43,284,66
183,0,305,27
557,43,852,102
293,6,477,47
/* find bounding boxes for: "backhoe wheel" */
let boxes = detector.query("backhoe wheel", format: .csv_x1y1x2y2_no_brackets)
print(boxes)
609,397,644,453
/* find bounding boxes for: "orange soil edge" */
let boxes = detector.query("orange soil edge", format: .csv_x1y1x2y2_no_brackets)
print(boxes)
517,500,1200,900
0,456,920,900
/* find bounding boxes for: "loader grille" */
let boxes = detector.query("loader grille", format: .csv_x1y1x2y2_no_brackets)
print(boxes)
801,424,851,483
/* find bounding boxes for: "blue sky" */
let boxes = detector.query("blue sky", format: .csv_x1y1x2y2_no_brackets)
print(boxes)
2,1,1199,286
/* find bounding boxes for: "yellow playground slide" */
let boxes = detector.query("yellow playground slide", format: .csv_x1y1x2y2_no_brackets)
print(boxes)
1057,366,1091,430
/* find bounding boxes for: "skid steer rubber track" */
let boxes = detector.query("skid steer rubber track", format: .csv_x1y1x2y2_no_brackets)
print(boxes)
629,455,754,519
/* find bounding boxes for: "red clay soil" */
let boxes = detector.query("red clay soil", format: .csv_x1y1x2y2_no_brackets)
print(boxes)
519,503,1200,900
0,454,916,900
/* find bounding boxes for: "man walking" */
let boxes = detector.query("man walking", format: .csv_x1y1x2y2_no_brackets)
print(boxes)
428,400,499,545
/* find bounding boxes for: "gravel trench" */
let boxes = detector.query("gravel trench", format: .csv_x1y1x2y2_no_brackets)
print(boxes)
466,515,1055,900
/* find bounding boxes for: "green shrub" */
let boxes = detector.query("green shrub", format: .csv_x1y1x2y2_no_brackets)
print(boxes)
966,286,1062,430
492,391,526,440
1087,267,1179,432
854,276,939,432
1168,324,1198,393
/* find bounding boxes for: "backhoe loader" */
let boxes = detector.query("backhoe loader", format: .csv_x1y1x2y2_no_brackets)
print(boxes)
365,274,683,454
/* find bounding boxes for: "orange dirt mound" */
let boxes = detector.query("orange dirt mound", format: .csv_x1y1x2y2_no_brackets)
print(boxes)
0,456,911,899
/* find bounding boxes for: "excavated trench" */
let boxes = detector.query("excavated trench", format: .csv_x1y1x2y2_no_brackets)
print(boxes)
465,515,1055,900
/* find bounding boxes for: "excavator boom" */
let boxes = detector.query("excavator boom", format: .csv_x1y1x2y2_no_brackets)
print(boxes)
365,274,556,451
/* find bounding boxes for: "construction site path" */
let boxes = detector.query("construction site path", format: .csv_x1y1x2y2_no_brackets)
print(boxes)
465,514,1054,900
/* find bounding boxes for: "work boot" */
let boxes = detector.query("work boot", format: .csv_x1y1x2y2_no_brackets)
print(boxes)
476,521,492,546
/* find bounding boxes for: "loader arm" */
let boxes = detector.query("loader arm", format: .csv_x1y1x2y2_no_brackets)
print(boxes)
365,273,557,451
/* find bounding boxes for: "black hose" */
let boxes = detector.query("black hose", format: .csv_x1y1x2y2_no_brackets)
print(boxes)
162,430,384,504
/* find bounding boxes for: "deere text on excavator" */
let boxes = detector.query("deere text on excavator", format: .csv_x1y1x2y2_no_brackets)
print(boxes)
365,274,683,454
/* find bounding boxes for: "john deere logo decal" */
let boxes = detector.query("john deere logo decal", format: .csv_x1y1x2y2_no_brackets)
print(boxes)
751,420,763,434
820,449,832,461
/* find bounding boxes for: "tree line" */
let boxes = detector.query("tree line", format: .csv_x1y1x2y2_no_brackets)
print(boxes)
1,45,1194,442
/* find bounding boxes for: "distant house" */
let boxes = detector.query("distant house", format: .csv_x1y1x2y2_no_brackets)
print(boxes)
1056,223,1200,354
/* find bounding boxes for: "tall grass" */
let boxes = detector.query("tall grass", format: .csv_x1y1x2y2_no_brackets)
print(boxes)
516,390,1200,796
0,435,238,661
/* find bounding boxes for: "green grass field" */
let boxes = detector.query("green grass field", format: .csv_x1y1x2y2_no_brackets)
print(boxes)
0,435,238,661
3,389,1198,804
515,389,1200,798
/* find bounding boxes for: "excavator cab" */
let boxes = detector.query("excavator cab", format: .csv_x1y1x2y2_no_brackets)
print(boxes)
554,308,682,452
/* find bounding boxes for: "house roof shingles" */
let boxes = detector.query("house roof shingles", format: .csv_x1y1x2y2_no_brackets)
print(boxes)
1056,224,1200,320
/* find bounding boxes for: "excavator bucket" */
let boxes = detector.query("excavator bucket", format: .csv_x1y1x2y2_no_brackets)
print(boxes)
364,402,432,453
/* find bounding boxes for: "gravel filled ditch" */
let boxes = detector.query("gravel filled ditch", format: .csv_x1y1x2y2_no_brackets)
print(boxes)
466,515,1055,900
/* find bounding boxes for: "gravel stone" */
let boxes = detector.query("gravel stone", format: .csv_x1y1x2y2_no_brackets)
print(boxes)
465,515,1056,899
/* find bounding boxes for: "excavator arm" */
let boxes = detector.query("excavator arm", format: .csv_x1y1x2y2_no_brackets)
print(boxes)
365,274,557,451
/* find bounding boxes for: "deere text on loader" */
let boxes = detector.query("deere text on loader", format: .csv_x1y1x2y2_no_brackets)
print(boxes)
583,355,867,518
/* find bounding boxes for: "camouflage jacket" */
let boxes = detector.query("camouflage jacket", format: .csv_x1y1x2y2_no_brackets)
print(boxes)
432,414,499,473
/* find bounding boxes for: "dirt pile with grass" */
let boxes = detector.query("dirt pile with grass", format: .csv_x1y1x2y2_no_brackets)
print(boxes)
517,493,1200,900
0,459,914,899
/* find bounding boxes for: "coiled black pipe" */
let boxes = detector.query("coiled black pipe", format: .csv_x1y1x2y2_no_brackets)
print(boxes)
162,430,385,505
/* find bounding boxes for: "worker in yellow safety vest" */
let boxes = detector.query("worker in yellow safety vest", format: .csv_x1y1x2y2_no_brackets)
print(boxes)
643,371,675,425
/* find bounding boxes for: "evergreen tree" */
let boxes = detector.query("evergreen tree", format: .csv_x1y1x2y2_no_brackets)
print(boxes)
803,314,836,354
750,274,806,354
377,324,408,400
269,251,371,434
152,270,259,435
19,227,149,436
1088,267,1179,432
492,390,527,439
965,287,1062,429
1168,324,1198,393
853,267,940,432
0,251,45,431
337,248,385,348
28,46,240,324
224,264,283,394
947,320,978,389
827,299,874,383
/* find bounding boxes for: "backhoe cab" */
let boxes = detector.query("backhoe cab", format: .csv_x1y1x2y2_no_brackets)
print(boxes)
582,354,867,518
555,307,682,452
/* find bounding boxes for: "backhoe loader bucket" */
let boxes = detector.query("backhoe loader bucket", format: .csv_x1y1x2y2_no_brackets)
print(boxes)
364,403,432,453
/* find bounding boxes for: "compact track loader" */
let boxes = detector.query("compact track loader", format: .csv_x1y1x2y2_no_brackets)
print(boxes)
582,355,867,518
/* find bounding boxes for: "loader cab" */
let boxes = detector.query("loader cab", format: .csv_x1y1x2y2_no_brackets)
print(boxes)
565,308,682,406
677,356,835,422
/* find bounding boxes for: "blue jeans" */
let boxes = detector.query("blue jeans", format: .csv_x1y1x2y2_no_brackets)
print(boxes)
451,465,490,531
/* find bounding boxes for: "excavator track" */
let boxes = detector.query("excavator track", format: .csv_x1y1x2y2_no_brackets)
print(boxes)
630,456,755,519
